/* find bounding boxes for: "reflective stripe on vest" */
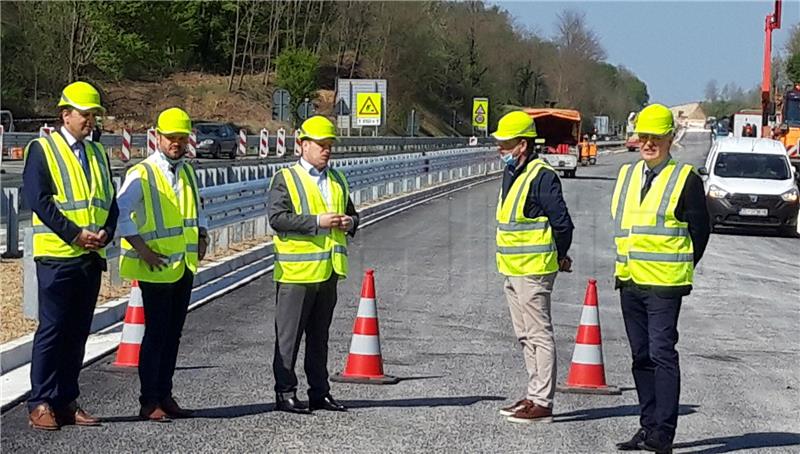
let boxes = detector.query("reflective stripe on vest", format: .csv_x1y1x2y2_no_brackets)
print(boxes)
495,159,559,276
119,160,199,283
29,133,112,258
273,164,349,284
612,160,694,287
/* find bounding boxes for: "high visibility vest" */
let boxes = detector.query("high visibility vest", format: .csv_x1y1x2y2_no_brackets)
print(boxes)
496,159,558,276
273,163,349,284
25,132,113,258
119,160,200,283
611,159,695,287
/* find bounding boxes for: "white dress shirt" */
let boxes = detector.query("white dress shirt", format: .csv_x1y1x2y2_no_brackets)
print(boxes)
60,126,84,161
116,151,207,238
298,157,332,207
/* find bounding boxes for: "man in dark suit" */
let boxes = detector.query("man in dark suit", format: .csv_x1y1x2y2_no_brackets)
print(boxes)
268,116,358,414
22,81,118,430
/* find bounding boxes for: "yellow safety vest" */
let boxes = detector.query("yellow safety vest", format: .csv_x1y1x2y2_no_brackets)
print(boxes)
25,132,113,259
273,163,349,283
496,159,558,276
611,159,695,287
119,160,200,283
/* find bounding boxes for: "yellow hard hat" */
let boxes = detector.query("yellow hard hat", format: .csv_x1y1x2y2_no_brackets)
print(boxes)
297,115,337,141
634,104,674,136
57,81,105,114
156,107,192,135
492,111,537,141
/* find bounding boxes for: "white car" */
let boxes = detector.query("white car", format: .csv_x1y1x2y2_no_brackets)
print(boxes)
699,137,799,237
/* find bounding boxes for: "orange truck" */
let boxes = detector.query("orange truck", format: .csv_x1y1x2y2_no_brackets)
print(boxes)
522,108,580,178
775,84,800,171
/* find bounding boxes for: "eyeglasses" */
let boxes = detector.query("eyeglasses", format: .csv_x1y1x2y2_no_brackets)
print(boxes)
638,133,670,143
497,138,523,150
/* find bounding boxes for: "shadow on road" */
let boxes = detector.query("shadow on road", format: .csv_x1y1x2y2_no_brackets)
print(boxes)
674,432,800,453
343,395,504,409
554,404,699,423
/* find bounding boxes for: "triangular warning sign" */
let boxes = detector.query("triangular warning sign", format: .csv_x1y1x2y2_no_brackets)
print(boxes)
475,105,485,115
359,96,379,115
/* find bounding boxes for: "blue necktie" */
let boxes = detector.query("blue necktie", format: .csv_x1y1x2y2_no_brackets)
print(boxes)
73,142,91,184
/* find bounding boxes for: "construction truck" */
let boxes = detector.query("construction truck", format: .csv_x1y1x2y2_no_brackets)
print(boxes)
523,108,580,178
774,83,800,171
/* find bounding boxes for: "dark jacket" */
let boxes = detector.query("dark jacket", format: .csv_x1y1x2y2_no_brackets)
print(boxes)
268,167,359,237
500,156,574,260
615,166,711,297
22,133,119,265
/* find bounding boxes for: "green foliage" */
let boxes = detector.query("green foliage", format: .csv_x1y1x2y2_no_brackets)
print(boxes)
276,48,320,126
787,53,800,85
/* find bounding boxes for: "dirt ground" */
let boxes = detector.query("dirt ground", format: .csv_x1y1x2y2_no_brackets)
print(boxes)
0,234,271,344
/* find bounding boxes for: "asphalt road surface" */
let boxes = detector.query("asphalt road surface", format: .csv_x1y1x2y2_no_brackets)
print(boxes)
2,132,799,453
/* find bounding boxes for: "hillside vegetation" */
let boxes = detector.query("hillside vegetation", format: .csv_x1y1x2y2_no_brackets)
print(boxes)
2,1,650,134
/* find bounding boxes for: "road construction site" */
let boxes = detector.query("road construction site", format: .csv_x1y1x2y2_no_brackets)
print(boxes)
2,132,798,452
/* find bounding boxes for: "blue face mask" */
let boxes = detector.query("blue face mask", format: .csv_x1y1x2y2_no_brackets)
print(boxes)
502,153,517,167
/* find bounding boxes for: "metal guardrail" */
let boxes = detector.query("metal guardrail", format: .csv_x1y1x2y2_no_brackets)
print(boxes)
1,132,495,158
17,146,499,318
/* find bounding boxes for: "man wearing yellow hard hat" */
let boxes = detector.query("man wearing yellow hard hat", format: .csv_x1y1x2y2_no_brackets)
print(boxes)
492,111,574,424
117,107,208,421
612,104,709,453
268,115,358,414
23,81,118,430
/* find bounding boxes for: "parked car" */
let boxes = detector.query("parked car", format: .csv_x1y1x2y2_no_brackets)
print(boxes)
700,137,799,237
194,122,239,159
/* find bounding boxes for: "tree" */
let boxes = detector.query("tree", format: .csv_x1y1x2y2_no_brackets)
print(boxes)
787,53,800,85
704,80,719,102
275,48,319,126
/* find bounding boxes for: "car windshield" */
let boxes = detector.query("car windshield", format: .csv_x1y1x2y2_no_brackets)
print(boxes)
713,152,791,180
195,124,221,135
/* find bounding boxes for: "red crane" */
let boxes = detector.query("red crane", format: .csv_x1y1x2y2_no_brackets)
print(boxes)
761,0,782,136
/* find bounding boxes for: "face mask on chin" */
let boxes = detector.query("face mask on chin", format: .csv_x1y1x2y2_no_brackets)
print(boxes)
502,152,517,168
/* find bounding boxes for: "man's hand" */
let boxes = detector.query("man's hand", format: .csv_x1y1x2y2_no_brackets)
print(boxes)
558,255,573,273
141,247,169,271
318,213,343,229
337,215,353,232
96,229,109,246
74,229,104,250
198,235,208,261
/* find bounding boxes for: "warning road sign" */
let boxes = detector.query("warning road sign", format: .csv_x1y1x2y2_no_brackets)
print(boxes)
472,98,489,129
356,92,382,126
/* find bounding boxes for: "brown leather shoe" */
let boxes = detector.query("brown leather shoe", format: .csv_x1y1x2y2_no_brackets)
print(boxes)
507,403,553,424
29,403,60,431
139,404,172,423
57,401,101,426
161,396,194,419
498,399,534,416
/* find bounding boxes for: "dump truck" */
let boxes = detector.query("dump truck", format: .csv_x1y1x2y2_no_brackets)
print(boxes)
522,108,580,178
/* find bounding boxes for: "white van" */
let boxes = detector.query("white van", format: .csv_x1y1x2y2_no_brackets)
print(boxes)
700,137,799,236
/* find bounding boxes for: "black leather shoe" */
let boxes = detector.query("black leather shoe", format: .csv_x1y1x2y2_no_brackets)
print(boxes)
637,439,672,454
275,395,311,415
616,428,648,451
309,394,347,412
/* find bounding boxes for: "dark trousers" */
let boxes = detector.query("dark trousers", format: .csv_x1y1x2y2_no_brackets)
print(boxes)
138,269,194,406
273,275,338,400
620,286,682,445
29,257,102,411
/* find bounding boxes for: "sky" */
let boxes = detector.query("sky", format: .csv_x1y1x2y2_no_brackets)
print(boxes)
495,0,798,106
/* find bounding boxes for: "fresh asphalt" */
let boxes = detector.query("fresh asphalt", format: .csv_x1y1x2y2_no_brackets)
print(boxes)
2,133,798,453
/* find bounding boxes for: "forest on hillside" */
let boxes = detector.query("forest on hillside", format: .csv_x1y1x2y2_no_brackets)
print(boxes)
1,1,650,133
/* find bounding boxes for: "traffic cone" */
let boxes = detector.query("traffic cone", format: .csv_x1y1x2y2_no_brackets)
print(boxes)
113,281,145,367
331,269,399,384
557,279,621,395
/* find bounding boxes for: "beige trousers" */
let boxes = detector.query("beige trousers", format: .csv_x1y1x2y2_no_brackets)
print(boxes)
504,272,557,408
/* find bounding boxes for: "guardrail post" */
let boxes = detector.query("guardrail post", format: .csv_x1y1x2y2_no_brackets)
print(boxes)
23,227,38,320
2,187,22,258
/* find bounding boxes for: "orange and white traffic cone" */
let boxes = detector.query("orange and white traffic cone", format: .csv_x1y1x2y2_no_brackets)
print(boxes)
113,281,145,367
331,269,399,384
557,279,620,395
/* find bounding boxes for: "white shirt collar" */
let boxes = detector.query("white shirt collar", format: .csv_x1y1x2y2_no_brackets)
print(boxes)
299,157,327,176
59,126,80,147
